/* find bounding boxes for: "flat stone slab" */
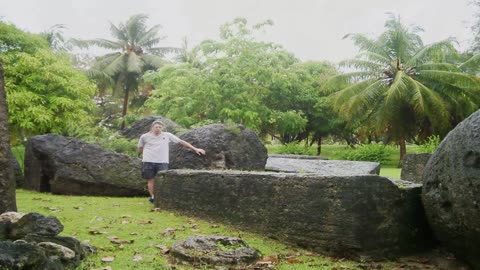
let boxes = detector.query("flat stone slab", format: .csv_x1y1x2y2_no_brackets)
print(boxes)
156,170,431,258
266,156,380,175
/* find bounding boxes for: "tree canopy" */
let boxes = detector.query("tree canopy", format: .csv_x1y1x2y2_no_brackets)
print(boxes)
77,14,176,129
143,18,338,145
0,21,97,142
323,14,480,160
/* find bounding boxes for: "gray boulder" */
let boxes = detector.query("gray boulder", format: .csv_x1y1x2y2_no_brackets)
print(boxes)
401,153,431,183
120,116,183,140
23,134,145,196
10,213,64,240
11,150,24,188
170,124,267,170
422,110,480,270
0,241,53,270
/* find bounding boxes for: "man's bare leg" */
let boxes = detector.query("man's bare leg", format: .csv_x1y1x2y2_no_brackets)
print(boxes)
148,179,155,203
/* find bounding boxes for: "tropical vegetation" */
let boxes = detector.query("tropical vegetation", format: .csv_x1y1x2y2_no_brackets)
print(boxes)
322,14,480,161
74,14,177,129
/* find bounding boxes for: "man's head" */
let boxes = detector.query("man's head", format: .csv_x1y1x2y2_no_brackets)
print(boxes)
150,120,164,134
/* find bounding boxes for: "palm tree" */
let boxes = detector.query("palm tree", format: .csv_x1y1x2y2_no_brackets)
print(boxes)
323,14,480,162
77,14,177,129
39,24,70,51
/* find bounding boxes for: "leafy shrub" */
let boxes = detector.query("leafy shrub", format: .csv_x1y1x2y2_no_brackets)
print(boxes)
419,135,441,153
271,142,316,156
341,143,393,163
101,135,138,156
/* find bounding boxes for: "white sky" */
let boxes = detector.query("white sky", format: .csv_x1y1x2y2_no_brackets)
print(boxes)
0,0,477,63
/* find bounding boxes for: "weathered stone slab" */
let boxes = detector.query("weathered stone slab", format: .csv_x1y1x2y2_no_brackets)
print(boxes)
170,124,268,170
401,153,431,183
266,156,380,175
171,235,260,268
423,109,480,270
156,170,431,258
23,134,145,196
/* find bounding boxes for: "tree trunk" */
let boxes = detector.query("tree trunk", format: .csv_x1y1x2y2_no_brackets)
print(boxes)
0,62,17,213
316,136,322,156
398,136,407,168
120,78,130,130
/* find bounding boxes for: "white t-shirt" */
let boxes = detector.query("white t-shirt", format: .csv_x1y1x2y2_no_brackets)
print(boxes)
138,132,182,163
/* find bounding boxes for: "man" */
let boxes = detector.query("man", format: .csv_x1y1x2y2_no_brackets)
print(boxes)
138,120,206,203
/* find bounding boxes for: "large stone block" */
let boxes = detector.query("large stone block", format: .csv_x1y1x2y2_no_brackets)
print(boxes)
24,134,145,196
422,110,480,269
170,124,268,170
401,153,431,183
156,170,431,258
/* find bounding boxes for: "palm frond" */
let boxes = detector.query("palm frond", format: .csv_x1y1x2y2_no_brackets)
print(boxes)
347,79,387,115
333,79,379,111
415,62,460,72
355,52,391,65
126,14,148,43
384,71,408,106
88,38,124,50
141,55,168,68
345,33,389,58
103,54,126,76
126,53,143,73
459,53,480,72
418,70,480,90
407,39,456,66
137,25,163,48
109,22,128,42
321,71,378,94
339,59,384,72
405,77,425,114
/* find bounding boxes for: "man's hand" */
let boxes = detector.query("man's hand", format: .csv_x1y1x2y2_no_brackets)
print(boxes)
194,148,206,156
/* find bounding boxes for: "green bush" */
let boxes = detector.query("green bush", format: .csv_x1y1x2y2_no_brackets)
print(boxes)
419,135,441,153
269,142,316,156
342,143,394,163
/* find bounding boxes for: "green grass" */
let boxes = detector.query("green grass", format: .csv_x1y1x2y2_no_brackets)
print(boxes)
18,189,392,270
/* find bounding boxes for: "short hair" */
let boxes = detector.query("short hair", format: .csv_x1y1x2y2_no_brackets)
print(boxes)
151,120,164,128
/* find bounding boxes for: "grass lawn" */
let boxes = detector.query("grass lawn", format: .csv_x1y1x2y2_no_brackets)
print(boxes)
16,189,403,270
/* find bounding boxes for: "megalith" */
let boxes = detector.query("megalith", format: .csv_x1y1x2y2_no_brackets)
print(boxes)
422,110,480,269
169,123,268,170
401,153,431,183
24,134,145,196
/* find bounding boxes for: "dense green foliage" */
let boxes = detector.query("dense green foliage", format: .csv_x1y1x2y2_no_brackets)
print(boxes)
0,21,97,142
323,14,480,160
341,143,394,164
144,18,339,145
418,134,441,153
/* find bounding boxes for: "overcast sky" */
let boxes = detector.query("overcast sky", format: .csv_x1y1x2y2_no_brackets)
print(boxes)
1,0,477,62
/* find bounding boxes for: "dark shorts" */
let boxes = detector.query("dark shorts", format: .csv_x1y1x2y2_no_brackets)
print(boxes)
142,162,169,179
